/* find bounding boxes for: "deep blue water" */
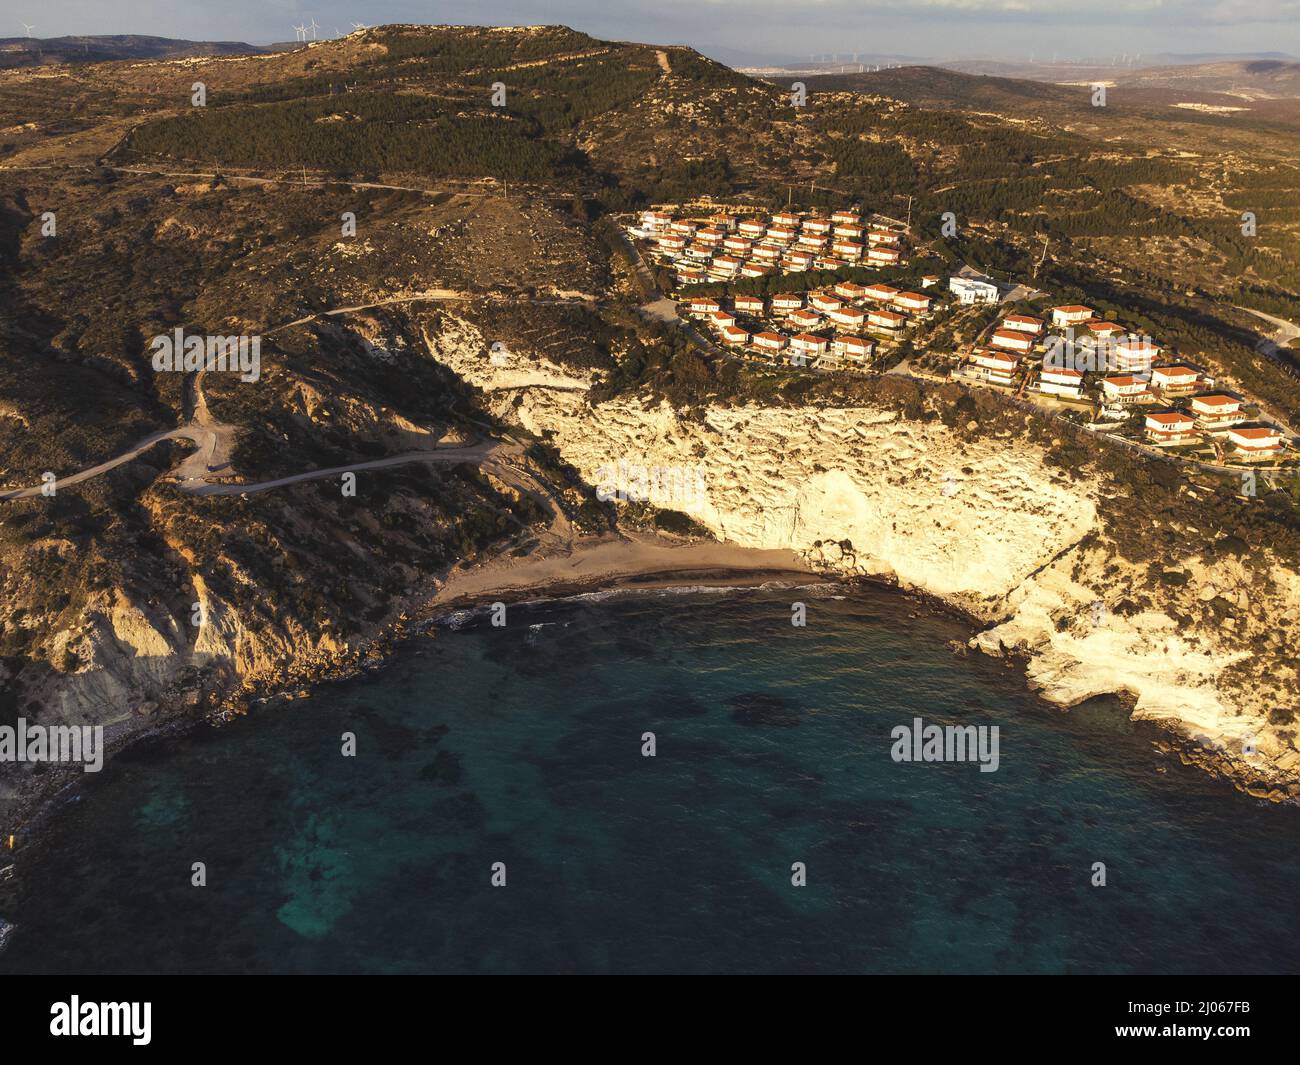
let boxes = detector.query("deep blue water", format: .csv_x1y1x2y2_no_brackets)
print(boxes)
1,585,1298,974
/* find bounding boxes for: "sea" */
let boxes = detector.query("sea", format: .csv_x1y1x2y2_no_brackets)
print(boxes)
1,584,1297,974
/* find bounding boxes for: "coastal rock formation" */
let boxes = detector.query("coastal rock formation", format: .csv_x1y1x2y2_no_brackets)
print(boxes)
430,312,1300,797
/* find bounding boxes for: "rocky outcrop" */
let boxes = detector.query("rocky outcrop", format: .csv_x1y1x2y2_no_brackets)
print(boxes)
429,312,1300,797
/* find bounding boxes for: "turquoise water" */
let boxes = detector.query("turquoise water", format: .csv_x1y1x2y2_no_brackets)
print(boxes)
2,585,1298,974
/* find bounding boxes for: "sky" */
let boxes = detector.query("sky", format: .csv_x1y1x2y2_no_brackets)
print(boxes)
8,0,1300,64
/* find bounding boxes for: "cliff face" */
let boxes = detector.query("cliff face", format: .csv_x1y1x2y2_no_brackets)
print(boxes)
431,313,1300,798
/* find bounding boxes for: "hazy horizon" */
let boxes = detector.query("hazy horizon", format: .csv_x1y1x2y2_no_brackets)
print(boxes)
7,2,1300,67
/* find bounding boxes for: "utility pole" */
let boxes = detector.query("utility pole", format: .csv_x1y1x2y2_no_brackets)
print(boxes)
905,195,912,229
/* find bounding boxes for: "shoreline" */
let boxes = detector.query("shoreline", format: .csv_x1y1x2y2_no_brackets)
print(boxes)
0,532,830,851
2,528,1292,880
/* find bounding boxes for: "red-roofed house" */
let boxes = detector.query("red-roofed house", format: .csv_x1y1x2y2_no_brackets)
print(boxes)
867,246,902,264
868,308,907,331
828,306,868,330
789,333,829,360
772,294,804,314
1151,365,1201,396
1038,366,1084,398
1226,426,1285,457
1191,394,1242,429
686,297,720,316
809,292,844,314
1114,338,1161,372
789,308,823,330
1002,314,1043,335
753,331,787,353
832,335,875,364
734,295,766,315
720,325,750,347
1051,305,1095,328
863,284,899,302
1145,411,1198,445
1084,320,1123,337
991,328,1035,354
1099,375,1152,403
969,349,1019,386
834,281,869,301
893,292,932,314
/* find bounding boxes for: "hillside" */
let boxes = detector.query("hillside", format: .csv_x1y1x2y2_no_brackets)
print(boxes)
0,34,277,70
0,24,1298,824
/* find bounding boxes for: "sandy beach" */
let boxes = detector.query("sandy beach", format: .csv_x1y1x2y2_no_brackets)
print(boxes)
425,530,826,611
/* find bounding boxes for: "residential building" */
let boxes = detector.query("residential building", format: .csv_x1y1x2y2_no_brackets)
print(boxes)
734,295,766,315
1145,411,1198,445
991,328,1035,354
1114,337,1161,373
1226,427,1285,457
969,349,1019,386
1002,314,1043,335
832,334,875,364
867,308,907,331
828,306,868,330
1038,366,1085,398
753,331,787,353
790,333,829,359
1099,374,1152,403
949,277,999,304
1051,305,1095,328
1151,365,1200,395
893,291,932,314
1191,394,1243,430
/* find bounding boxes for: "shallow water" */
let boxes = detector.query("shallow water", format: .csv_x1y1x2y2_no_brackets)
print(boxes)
2,585,1297,974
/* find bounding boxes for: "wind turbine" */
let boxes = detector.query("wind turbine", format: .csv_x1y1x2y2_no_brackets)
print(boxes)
22,22,35,37
308,18,319,40
293,23,306,42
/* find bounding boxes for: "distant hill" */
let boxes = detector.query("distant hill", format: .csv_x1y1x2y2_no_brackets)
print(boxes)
801,65,1087,111
0,34,276,69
